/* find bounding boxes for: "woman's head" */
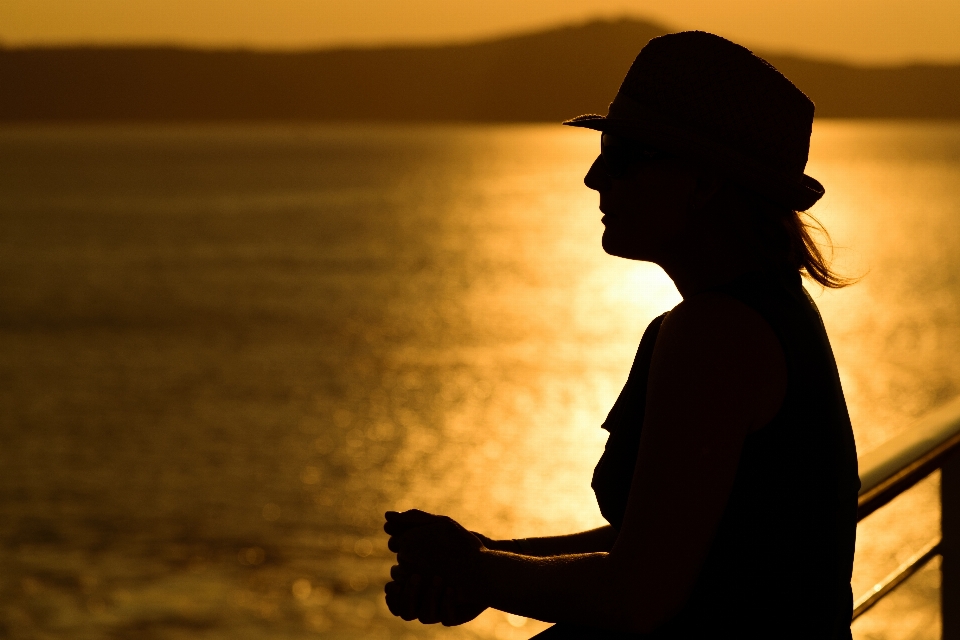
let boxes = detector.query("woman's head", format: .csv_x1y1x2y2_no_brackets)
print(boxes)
584,132,851,288
565,31,852,288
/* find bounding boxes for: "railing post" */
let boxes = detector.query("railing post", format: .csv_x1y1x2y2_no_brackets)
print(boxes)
944,452,960,640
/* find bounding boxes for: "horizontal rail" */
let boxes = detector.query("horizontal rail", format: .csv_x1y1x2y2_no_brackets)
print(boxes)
858,396,960,521
852,537,941,620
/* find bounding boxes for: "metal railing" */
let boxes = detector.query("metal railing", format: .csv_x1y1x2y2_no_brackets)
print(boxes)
852,396,960,635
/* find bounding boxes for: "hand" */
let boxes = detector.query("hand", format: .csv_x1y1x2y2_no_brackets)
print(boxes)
383,567,435,623
384,510,486,584
384,565,487,625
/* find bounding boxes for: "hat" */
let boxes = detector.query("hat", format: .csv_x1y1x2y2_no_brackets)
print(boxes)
563,31,824,211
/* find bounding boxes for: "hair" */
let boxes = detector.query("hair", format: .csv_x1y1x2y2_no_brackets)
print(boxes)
731,183,856,289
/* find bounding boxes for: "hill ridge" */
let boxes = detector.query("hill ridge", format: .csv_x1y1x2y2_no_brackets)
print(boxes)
2,18,958,121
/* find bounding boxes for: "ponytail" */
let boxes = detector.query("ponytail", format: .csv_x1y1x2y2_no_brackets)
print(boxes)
735,184,856,289
781,209,855,289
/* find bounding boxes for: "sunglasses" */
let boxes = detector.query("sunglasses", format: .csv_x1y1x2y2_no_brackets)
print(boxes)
600,133,670,178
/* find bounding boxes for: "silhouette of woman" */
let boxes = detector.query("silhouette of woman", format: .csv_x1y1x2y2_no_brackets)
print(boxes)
384,31,860,639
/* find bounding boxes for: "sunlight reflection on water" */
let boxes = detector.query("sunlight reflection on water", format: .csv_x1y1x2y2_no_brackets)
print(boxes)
1,122,959,639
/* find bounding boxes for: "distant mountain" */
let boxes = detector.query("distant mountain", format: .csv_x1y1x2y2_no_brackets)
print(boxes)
2,19,959,121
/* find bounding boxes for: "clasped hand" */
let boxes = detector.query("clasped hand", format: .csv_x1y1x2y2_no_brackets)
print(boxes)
383,509,489,626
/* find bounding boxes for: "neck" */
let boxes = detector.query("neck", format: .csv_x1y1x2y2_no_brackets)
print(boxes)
655,227,768,298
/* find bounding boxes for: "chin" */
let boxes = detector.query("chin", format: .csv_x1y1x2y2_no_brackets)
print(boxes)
601,232,644,261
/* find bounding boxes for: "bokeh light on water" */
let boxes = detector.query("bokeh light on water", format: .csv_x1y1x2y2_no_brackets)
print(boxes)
0,122,959,639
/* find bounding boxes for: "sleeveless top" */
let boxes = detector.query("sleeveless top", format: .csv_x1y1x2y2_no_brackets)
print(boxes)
546,270,860,639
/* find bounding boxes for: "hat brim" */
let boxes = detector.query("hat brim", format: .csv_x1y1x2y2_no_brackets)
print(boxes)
563,113,824,211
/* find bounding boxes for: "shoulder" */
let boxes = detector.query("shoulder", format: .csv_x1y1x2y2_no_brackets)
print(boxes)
659,292,782,361
651,292,786,432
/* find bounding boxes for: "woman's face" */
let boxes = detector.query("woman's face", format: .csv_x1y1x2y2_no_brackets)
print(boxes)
584,138,703,264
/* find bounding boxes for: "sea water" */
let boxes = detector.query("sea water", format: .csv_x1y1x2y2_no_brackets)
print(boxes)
1,122,959,640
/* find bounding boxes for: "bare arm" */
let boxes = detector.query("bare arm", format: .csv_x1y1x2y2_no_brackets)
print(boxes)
389,293,787,632
383,527,616,627
477,526,618,556
383,526,617,624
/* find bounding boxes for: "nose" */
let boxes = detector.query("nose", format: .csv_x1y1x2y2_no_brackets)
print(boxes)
584,155,610,192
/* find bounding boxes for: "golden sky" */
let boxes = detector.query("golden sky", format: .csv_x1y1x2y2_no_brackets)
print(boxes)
2,0,959,64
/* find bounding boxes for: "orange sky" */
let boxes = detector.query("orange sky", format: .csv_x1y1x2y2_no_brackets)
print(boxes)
2,0,959,64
